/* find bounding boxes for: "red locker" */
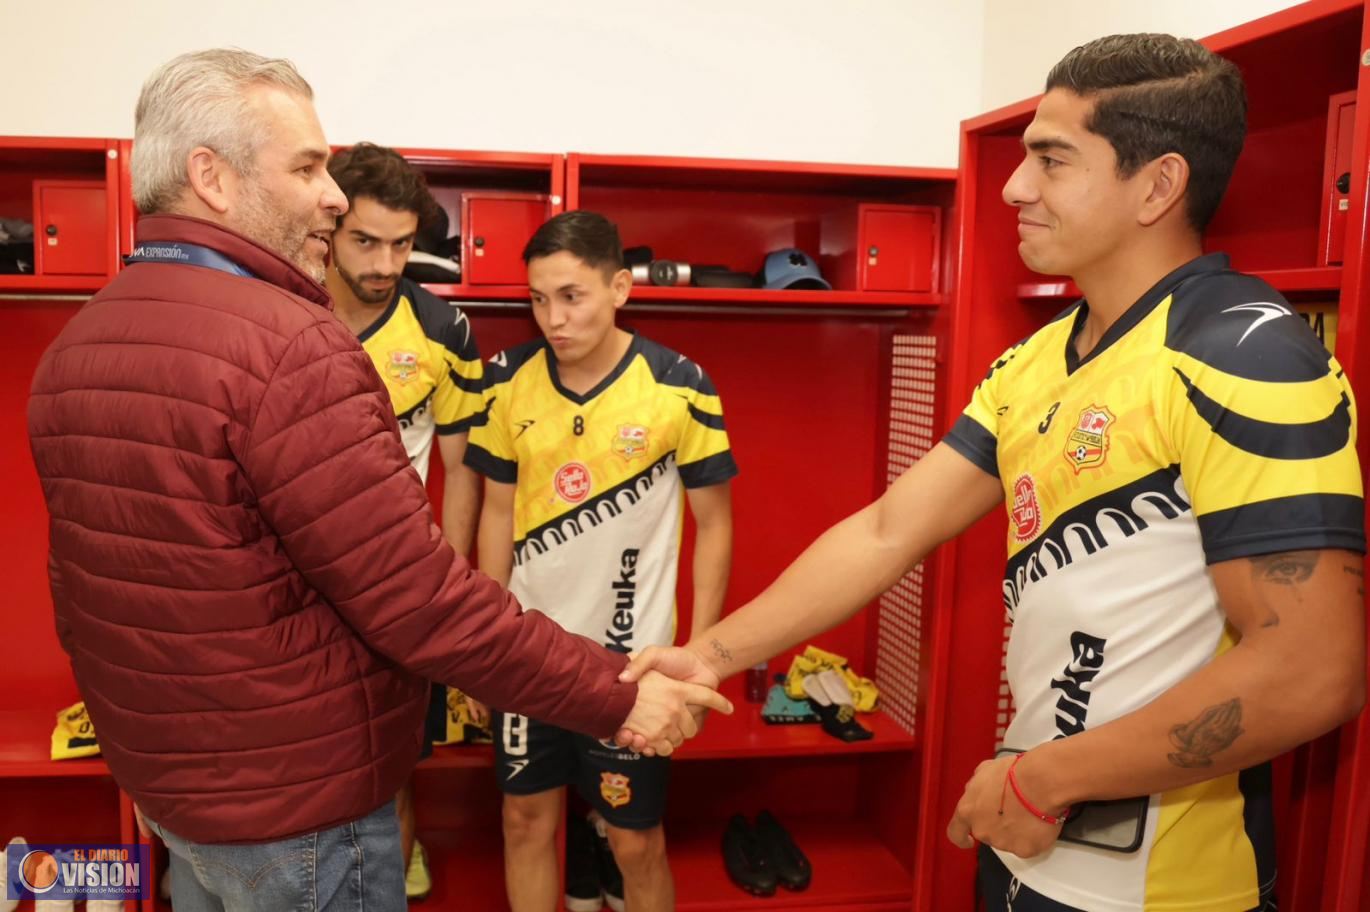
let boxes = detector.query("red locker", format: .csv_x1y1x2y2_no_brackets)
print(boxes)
33,179,108,276
821,203,940,293
460,192,550,285
1319,90,1357,266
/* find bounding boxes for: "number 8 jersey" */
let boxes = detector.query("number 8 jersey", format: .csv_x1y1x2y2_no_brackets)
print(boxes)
465,333,738,652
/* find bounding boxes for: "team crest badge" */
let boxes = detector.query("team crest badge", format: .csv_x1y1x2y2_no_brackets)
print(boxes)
554,462,592,504
386,350,420,384
1010,474,1042,542
612,424,650,460
1064,405,1115,473
600,772,632,808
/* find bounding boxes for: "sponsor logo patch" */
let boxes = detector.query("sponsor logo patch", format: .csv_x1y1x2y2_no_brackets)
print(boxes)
1011,474,1042,542
554,462,592,503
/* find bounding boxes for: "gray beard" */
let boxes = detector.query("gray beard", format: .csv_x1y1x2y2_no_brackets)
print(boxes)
232,182,322,282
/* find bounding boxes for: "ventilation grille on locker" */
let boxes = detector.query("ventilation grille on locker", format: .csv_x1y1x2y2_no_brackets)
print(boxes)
874,334,937,736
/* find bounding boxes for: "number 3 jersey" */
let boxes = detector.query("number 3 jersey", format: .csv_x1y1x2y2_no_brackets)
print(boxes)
465,333,738,652
944,253,1364,912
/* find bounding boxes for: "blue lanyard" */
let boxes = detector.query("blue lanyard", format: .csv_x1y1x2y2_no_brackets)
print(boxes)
125,242,256,278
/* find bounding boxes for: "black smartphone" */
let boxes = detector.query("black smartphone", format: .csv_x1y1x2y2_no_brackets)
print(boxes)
995,747,1148,853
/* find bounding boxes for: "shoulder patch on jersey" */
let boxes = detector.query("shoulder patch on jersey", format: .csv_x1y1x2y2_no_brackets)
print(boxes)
485,338,547,385
639,337,716,395
402,278,473,350
1164,272,1330,382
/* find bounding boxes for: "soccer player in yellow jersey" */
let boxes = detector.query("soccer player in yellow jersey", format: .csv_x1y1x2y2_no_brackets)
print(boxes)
620,35,1365,912
326,143,486,901
465,211,737,912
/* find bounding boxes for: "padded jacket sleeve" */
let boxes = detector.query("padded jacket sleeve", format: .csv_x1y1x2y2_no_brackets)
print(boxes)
238,319,637,738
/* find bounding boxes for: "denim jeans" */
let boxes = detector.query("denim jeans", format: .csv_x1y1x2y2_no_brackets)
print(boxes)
146,801,404,912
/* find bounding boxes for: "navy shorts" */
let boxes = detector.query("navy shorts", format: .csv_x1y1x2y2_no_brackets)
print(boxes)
491,710,670,830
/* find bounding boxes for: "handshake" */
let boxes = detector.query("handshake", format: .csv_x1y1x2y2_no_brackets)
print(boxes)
610,644,726,756
466,644,732,756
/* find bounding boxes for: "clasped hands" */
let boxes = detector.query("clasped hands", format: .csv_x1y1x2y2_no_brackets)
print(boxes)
612,644,727,756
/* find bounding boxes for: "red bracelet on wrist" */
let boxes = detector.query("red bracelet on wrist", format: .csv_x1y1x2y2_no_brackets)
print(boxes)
1004,753,1069,826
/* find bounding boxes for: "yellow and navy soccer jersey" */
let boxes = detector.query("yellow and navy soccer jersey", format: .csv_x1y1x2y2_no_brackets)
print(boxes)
357,277,484,481
944,253,1363,912
465,333,737,652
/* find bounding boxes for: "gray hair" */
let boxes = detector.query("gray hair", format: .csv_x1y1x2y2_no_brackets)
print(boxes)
130,49,313,214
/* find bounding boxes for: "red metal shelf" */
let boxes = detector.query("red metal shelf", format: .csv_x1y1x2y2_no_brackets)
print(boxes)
419,706,912,770
418,743,495,770
389,148,558,171
420,283,523,300
0,274,110,295
412,817,911,912
423,283,944,309
628,287,943,308
0,710,111,778
677,705,913,761
572,152,954,196
668,817,913,911
1252,265,1344,293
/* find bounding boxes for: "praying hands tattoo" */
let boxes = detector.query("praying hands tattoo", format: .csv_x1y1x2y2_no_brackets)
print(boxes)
1168,698,1244,768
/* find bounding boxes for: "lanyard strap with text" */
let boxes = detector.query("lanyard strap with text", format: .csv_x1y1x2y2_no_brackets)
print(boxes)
125,242,256,278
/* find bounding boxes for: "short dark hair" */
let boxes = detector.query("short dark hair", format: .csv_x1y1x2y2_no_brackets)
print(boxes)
522,210,624,278
1045,34,1247,232
327,142,443,232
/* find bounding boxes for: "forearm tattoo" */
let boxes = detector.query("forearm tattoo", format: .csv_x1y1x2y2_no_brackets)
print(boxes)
709,638,734,666
1168,698,1244,768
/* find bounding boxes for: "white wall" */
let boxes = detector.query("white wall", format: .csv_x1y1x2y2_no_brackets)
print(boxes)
981,0,1304,112
5,2,1315,167
5,0,984,169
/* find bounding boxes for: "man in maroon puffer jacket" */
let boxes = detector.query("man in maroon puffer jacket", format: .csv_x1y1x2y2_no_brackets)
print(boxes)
26,49,728,912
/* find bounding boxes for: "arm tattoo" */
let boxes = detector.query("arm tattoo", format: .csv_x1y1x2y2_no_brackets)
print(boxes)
1168,698,1244,768
1344,564,1365,597
1250,550,1319,586
1247,551,1321,627
709,638,734,665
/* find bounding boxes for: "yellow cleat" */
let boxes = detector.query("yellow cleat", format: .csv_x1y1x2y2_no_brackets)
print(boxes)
405,840,432,902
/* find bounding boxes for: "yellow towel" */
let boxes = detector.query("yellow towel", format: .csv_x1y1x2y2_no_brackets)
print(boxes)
51,701,100,760
434,689,493,745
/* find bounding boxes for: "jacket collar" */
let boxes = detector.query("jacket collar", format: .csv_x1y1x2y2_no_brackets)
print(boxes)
134,214,333,309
